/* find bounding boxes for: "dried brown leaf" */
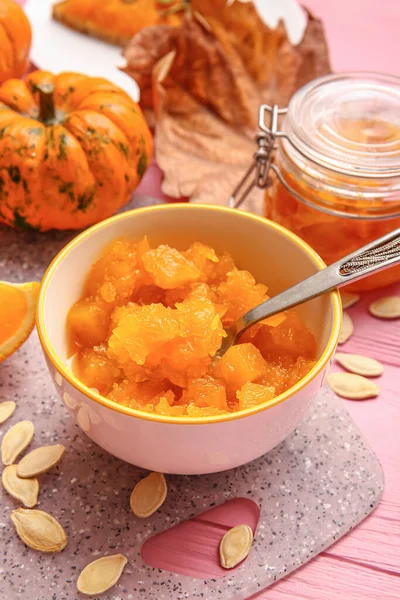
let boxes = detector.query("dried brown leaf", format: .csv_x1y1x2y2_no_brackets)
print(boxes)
191,0,287,88
122,6,331,202
270,9,331,107
126,14,261,130
122,24,178,109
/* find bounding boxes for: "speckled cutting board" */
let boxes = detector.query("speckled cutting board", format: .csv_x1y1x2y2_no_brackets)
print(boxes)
0,215,384,600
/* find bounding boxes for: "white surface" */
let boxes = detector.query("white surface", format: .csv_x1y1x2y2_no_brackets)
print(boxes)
24,0,140,100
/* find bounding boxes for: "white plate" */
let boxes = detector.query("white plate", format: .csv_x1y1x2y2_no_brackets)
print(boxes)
24,0,139,101
228,0,307,46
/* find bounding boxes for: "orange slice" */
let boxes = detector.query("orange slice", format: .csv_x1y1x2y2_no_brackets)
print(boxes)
0,281,40,362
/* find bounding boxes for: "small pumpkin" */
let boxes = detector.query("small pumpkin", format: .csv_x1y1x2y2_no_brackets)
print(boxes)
52,0,185,47
0,0,31,84
0,70,153,230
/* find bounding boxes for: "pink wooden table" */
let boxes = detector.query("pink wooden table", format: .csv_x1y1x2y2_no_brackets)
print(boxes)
135,2,400,598
20,0,400,597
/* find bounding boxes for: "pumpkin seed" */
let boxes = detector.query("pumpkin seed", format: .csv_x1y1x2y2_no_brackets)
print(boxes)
130,472,167,518
10,508,67,553
0,400,16,424
340,292,360,310
338,312,353,345
335,353,383,377
219,524,254,569
1,420,34,465
327,372,379,400
2,465,39,508
369,296,400,319
17,444,65,478
77,554,128,595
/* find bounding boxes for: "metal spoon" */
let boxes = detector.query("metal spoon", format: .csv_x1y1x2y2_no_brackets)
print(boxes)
217,227,400,358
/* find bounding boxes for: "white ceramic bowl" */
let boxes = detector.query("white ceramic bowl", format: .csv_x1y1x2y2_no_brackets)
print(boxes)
37,204,341,474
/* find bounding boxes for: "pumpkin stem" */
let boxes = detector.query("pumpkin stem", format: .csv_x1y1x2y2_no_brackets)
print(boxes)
38,84,56,124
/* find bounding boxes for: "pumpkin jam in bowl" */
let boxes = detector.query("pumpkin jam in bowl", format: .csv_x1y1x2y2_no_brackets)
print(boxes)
67,238,318,417
37,204,341,474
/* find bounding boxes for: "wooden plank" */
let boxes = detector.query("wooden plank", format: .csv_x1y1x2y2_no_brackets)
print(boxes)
254,555,400,600
342,286,400,368
324,501,400,572
320,360,400,573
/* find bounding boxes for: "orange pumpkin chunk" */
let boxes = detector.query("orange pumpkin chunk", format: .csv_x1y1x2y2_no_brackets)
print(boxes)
208,252,236,284
213,343,269,396
186,404,229,418
164,282,221,311
217,269,268,324
73,348,121,395
84,238,138,302
157,296,226,386
153,394,187,417
67,238,317,417
236,382,275,410
107,378,172,408
68,299,111,347
108,303,179,365
142,246,201,289
181,376,228,411
257,361,291,396
253,312,317,360
184,242,219,281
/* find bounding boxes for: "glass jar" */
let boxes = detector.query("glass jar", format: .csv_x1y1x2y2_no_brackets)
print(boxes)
265,73,400,291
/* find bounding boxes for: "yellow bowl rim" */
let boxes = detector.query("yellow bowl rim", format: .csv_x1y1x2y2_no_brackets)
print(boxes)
37,203,342,426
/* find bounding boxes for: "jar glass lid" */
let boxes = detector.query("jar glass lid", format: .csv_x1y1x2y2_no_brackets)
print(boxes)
285,72,400,178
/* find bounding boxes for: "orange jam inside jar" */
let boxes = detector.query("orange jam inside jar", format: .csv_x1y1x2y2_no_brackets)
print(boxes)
265,73,400,291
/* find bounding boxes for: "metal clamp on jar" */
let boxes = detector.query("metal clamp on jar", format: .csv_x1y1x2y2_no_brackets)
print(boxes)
231,73,400,291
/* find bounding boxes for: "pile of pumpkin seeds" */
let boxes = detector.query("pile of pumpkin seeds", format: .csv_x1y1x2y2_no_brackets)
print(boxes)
0,406,131,595
0,403,253,596
0,414,66,545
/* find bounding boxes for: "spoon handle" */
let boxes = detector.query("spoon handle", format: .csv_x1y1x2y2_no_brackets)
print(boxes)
236,227,400,335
